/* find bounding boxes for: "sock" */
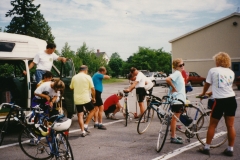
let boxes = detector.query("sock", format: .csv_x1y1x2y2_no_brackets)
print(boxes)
204,144,210,150
84,124,88,128
82,130,86,134
99,123,102,126
227,146,233,151
95,122,98,125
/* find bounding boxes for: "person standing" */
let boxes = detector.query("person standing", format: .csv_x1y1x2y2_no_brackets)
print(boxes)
70,65,96,137
24,43,67,83
166,58,186,144
92,67,110,130
124,67,148,121
198,52,237,157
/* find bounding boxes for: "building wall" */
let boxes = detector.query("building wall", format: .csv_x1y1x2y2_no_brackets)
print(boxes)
171,15,240,77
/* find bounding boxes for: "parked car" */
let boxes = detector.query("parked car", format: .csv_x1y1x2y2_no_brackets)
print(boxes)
0,33,76,118
148,72,167,86
235,76,240,90
139,70,150,77
188,72,206,86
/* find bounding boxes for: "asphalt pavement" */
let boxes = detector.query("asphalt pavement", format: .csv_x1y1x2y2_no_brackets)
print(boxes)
0,79,240,160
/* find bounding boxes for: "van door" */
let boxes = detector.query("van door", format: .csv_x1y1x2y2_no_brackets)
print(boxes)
59,59,76,118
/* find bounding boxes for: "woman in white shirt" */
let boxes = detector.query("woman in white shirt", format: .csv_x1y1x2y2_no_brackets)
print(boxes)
198,52,237,157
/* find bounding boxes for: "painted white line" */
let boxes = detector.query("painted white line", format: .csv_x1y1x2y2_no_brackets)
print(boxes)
152,131,227,160
0,119,124,149
69,119,124,133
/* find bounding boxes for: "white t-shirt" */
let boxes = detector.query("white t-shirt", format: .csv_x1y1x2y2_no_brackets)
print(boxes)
34,81,60,99
33,52,59,71
169,70,186,104
135,71,147,88
206,67,235,98
145,78,153,91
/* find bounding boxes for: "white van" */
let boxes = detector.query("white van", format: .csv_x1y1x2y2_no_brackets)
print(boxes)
0,33,76,118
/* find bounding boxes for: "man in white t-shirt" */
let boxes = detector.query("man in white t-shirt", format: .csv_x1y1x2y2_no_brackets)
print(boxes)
124,67,148,118
24,43,67,83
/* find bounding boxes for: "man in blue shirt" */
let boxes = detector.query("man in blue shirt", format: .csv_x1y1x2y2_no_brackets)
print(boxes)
92,67,110,130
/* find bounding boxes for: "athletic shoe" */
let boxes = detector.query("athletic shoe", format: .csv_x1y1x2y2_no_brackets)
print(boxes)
223,149,233,157
81,132,87,137
176,125,182,130
135,119,145,123
170,136,183,141
29,138,38,146
110,115,119,120
198,147,210,155
98,124,107,130
94,124,99,128
84,127,91,133
170,137,183,144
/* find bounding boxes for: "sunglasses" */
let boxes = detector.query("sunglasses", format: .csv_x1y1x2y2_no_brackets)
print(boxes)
178,63,185,67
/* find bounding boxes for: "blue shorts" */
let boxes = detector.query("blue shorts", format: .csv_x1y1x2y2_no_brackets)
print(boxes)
35,70,46,83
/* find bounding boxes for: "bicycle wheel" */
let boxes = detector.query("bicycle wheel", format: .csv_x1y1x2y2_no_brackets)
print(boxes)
56,133,74,160
18,127,51,160
156,114,170,152
137,108,154,134
196,111,227,148
176,105,203,133
0,115,10,146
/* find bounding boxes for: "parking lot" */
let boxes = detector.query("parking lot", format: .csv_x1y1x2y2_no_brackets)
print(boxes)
0,79,240,160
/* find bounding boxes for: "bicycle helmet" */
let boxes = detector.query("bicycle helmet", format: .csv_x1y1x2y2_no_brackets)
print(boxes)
34,124,49,137
52,117,72,131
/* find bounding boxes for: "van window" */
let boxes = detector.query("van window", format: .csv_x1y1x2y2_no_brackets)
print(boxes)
0,42,15,52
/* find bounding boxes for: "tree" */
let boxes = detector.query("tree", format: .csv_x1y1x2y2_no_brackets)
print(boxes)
76,42,107,75
110,52,121,59
5,0,40,35
5,0,55,43
28,11,55,43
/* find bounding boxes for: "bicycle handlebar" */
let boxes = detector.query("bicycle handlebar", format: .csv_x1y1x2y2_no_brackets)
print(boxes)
0,103,22,110
195,95,209,99
150,95,162,102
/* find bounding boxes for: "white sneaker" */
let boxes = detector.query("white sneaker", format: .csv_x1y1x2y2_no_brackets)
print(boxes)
110,115,119,120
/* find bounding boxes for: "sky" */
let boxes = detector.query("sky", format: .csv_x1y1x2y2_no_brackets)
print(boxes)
0,0,240,60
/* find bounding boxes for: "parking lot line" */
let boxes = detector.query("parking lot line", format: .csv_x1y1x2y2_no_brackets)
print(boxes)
0,119,124,149
152,131,227,160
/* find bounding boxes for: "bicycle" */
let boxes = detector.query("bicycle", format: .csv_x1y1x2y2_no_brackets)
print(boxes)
122,90,135,127
156,95,227,152
0,103,25,146
137,95,163,134
13,103,74,160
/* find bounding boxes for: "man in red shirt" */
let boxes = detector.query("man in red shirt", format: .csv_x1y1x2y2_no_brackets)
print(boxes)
104,92,123,120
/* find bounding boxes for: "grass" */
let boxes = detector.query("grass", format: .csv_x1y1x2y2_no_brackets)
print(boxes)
102,78,126,84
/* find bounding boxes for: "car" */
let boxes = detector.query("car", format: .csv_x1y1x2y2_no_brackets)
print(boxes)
0,33,76,119
148,72,167,86
235,76,240,90
188,72,206,86
139,70,150,77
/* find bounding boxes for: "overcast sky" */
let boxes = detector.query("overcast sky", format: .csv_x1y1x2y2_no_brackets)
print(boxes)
0,0,239,60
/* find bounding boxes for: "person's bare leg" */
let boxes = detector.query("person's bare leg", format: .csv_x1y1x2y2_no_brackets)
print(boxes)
94,107,99,122
98,105,104,123
225,116,235,147
138,102,145,115
171,113,180,138
77,112,84,131
206,117,219,145
85,108,95,125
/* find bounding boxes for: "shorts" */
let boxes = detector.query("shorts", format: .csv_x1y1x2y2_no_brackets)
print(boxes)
104,105,116,114
136,87,146,102
94,90,103,106
76,101,94,113
147,87,153,96
171,104,184,113
211,96,237,120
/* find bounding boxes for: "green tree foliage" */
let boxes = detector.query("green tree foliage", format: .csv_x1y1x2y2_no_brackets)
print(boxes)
122,47,172,75
76,42,108,75
5,0,40,35
5,0,54,43
108,52,123,77
27,11,55,43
